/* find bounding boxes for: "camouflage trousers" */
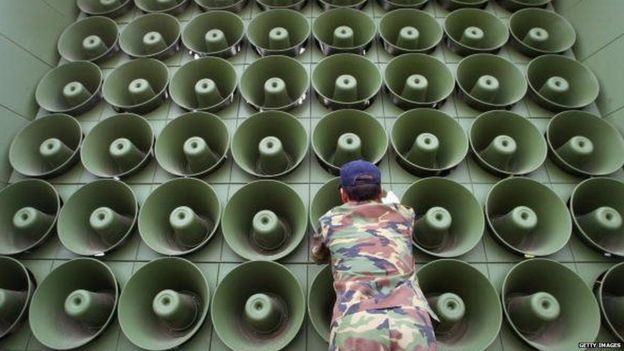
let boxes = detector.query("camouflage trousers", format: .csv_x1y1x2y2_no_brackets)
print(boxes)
329,306,438,351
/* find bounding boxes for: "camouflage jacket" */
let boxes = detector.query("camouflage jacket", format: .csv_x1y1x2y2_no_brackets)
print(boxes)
312,201,438,326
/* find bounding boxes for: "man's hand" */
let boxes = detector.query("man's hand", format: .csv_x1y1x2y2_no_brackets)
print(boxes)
311,244,330,264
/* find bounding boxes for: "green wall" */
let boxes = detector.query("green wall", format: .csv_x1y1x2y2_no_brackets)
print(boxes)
0,0,77,184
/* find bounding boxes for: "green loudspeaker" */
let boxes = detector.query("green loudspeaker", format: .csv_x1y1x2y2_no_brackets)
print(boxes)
231,111,308,178
509,8,576,57
547,111,624,177
0,180,60,255
497,0,550,12
437,0,487,11
195,0,248,12
594,262,624,342
527,55,600,111
169,57,237,112
379,9,443,55
211,260,305,351
221,180,307,261
391,109,467,176
312,109,388,175
182,11,244,58
310,177,341,234
470,111,547,177
308,265,333,342
102,58,169,113
57,16,119,63
0,257,35,339
35,62,103,115
486,177,571,257
57,180,137,256
312,8,375,55
402,178,484,257
118,257,209,350
81,114,154,178
240,56,309,111
384,54,454,110
417,259,502,350
155,112,230,177
256,0,306,10
9,114,82,178
119,13,180,59
135,0,190,14
29,258,118,350
377,0,427,11
444,8,509,56
317,0,366,10
248,10,310,57
570,178,624,258
456,54,527,111
502,258,601,350
312,54,382,110
138,178,221,256
77,0,133,17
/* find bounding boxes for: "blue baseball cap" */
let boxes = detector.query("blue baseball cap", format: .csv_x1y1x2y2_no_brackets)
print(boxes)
340,160,381,187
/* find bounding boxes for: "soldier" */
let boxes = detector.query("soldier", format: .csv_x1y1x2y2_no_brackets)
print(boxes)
311,160,438,351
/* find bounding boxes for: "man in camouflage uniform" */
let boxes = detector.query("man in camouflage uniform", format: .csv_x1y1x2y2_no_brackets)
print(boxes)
311,160,438,351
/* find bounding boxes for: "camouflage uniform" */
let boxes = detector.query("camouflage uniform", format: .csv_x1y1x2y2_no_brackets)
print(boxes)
312,200,438,351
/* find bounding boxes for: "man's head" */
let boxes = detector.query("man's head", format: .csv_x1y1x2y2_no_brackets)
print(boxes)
339,160,382,203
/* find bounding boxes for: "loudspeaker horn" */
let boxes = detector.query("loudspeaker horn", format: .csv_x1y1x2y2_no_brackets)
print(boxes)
312,8,376,55
570,178,624,258
138,178,221,256
221,180,307,261
437,0,487,11
155,112,230,177
502,258,601,350
9,114,82,178
317,0,366,10
470,110,547,177
384,54,454,110
547,111,624,177
211,260,305,351
169,57,237,113
527,55,600,111
118,257,210,350
57,180,138,256
102,58,169,114
391,109,467,176
377,0,427,11
0,256,35,339
0,180,60,256
29,258,118,350
312,54,382,110
456,54,527,111
119,13,181,59
509,8,576,57
195,0,248,12
485,177,572,257
35,61,103,115
417,259,502,350
231,111,308,178
57,16,119,63
402,178,484,257
310,177,342,234
77,0,133,17
247,9,310,57
255,0,307,11
182,11,244,58
379,9,443,55
497,0,550,12
312,109,388,175
594,262,624,342
444,8,509,56
308,265,333,342
240,55,309,111
81,113,154,179
135,0,191,14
